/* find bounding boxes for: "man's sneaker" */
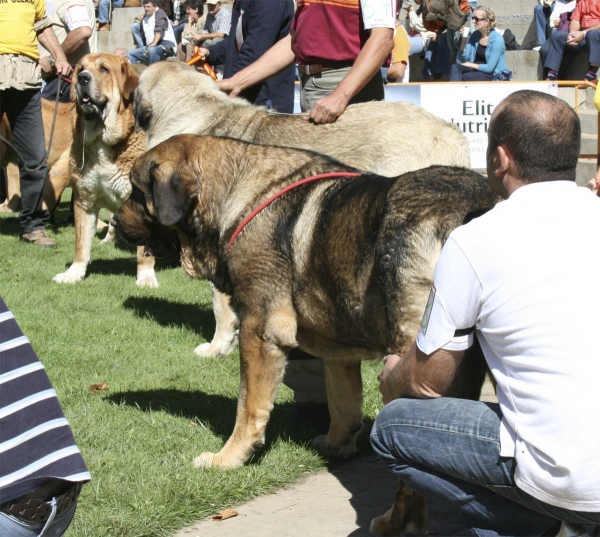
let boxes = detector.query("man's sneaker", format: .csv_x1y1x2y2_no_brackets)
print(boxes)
21,229,57,248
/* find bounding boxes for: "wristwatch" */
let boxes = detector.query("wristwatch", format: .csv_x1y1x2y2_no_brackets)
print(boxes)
583,30,588,38
49,54,55,68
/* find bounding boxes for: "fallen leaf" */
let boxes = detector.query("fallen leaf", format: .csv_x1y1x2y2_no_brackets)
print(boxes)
212,509,238,521
89,382,109,392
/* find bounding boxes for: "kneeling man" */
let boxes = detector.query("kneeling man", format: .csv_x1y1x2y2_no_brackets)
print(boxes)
373,90,600,536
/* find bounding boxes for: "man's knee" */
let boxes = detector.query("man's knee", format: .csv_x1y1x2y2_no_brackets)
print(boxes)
371,399,422,462
550,30,569,46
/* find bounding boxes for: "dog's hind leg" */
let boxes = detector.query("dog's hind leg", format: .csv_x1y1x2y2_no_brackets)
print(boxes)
193,309,294,469
370,480,429,536
0,162,21,213
311,360,363,460
53,196,98,284
194,285,239,358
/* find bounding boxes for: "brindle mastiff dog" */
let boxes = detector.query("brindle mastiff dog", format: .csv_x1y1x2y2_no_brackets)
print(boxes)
115,134,497,534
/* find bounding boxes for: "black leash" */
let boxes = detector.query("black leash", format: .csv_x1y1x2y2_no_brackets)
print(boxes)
0,75,67,174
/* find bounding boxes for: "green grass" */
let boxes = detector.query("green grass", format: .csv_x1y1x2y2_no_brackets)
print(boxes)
0,193,384,537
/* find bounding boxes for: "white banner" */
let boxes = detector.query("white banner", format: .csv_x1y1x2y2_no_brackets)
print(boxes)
419,82,558,168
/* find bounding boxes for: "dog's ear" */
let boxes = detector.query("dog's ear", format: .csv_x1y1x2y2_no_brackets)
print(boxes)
121,59,139,102
70,62,83,102
151,165,198,227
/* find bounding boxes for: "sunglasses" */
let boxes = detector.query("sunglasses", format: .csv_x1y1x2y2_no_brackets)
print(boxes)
472,16,488,22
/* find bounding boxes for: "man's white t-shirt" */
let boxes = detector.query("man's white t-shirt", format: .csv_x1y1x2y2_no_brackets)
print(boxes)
417,181,600,512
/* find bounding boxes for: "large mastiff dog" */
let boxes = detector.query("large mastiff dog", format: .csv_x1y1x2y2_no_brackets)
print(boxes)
133,61,473,358
115,134,497,532
52,53,158,287
116,134,495,531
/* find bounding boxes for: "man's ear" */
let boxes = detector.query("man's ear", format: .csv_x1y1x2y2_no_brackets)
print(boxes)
152,168,198,227
495,145,512,177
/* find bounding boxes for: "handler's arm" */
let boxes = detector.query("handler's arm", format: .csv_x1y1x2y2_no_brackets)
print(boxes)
378,344,466,403
60,26,93,56
37,26,72,76
309,27,394,124
217,33,295,96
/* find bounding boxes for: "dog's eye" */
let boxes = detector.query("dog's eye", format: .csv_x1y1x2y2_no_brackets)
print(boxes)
99,64,109,74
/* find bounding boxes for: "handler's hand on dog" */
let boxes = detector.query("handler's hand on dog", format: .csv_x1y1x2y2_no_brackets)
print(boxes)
378,354,403,405
308,92,349,124
217,78,242,98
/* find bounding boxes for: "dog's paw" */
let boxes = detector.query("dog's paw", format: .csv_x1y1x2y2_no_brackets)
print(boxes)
100,234,115,245
53,269,85,284
193,337,237,358
193,451,243,470
310,435,357,459
136,272,159,288
370,511,396,536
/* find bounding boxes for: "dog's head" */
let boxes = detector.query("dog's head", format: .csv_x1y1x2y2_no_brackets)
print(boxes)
114,138,200,257
134,61,233,147
71,53,138,123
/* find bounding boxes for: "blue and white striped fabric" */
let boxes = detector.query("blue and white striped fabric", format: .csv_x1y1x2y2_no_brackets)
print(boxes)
0,298,90,504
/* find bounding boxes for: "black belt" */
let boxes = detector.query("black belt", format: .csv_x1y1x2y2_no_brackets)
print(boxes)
297,61,354,76
0,482,82,524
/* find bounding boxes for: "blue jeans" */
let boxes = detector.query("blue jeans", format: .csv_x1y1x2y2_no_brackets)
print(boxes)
0,501,76,537
534,4,552,47
97,0,124,23
409,34,424,56
540,29,600,73
371,398,600,537
449,62,494,81
131,20,144,48
0,89,50,233
128,42,174,64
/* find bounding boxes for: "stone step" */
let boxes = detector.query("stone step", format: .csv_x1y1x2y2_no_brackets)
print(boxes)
577,158,597,186
558,86,597,110
581,133,599,157
579,109,599,135
97,30,135,54
111,7,143,34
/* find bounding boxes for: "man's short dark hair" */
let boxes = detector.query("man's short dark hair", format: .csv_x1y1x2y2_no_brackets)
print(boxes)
144,0,158,6
184,0,204,14
488,90,580,183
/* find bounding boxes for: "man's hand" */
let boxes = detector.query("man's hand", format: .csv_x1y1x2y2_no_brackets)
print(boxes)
378,354,403,405
39,56,53,75
217,77,242,98
54,57,72,77
308,90,350,124
198,46,210,57
567,30,586,45
191,33,205,43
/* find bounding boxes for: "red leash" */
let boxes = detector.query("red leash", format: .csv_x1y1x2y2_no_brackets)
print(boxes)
226,172,362,252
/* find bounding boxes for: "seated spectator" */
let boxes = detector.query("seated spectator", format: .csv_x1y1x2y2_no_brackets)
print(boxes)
177,0,205,62
420,0,453,81
449,6,507,81
407,0,438,56
195,1,231,46
171,0,188,43
540,0,600,82
95,0,124,31
535,0,577,50
129,0,176,65
132,0,173,48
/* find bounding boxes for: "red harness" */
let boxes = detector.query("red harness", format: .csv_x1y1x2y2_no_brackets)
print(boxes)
226,172,362,252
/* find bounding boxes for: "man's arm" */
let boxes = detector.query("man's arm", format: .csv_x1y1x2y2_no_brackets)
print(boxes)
378,344,466,404
37,26,72,76
40,27,92,74
308,27,394,124
215,33,295,96
149,10,168,47
195,30,227,42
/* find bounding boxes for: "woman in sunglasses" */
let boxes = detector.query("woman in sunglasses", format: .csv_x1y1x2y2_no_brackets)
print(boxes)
449,6,508,81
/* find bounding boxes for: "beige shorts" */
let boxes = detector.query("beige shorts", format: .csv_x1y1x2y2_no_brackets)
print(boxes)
0,54,42,91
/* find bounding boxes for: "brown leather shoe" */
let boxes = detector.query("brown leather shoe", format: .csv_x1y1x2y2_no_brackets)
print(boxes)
21,229,57,248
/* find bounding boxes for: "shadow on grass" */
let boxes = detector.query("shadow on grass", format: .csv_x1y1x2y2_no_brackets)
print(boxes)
104,388,318,450
122,296,216,339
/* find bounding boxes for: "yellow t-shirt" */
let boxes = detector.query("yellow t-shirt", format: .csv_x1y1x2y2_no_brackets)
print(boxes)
391,25,410,66
0,0,47,60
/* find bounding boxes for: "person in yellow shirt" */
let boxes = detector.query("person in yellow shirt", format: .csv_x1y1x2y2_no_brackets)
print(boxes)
386,22,411,82
0,0,72,247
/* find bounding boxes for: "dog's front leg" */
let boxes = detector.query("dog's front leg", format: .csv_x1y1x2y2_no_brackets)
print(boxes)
311,361,363,459
0,162,21,213
135,246,159,288
53,196,98,284
193,318,287,469
370,480,429,536
194,284,239,358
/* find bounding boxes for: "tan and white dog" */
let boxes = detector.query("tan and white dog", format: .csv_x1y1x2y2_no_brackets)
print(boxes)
52,53,157,287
